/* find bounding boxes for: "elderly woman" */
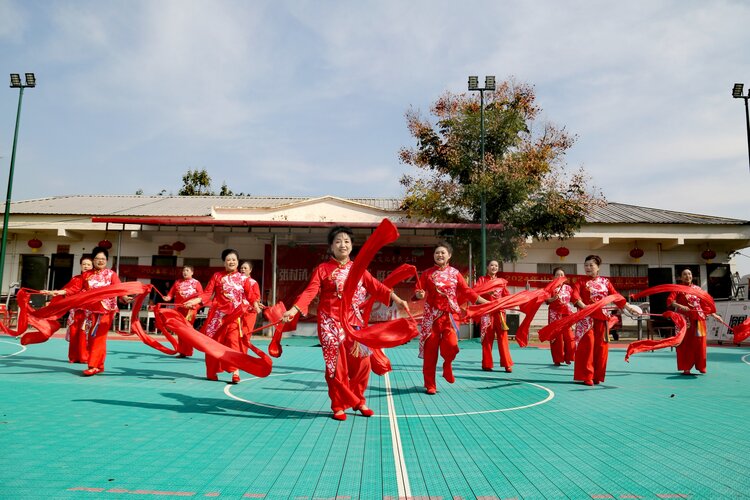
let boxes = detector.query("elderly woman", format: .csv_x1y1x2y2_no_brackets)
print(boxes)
183,249,259,384
415,242,488,395
667,268,722,375
282,226,410,421
571,255,640,386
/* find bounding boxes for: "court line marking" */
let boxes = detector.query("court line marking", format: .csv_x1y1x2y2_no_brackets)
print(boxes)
741,353,750,366
0,339,26,358
224,371,555,418
384,371,411,498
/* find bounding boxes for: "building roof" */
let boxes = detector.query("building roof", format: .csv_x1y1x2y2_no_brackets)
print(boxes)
8,195,748,225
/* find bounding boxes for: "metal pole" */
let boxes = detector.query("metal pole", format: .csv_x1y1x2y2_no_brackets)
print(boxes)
744,97,750,173
0,86,26,293
480,89,487,273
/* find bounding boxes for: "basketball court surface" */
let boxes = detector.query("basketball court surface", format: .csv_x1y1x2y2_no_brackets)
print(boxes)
1,336,748,499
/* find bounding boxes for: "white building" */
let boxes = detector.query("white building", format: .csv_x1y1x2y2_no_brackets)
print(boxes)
2,194,748,335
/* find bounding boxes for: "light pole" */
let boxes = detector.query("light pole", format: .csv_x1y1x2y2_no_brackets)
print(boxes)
468,75,495,273
0,73,36,292
732,83,750,173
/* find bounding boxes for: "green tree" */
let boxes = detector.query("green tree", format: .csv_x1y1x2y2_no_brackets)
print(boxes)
179,168,214,196
399,78,604,264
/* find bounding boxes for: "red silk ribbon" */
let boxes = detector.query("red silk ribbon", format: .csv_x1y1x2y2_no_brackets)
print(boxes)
624,310,687,361
538,294,626,343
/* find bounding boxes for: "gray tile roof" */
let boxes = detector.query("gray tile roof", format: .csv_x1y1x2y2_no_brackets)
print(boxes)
8,195,748,225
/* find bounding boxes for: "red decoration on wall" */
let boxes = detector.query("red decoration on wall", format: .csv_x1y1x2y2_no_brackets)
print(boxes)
98,239,113,250
555,246,570,260
701,249,716,263
172,241,186,254
629,247,644,261
27,237,43,252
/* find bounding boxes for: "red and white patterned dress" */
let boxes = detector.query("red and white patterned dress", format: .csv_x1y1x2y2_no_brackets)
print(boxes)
294,258,391,413
667,284,711,373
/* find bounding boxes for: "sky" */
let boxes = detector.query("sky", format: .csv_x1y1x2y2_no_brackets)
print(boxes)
1,0,749,273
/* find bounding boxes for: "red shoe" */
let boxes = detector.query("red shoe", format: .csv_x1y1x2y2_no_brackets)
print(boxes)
482,367,493,372
442,362,455,383
583,380,594,386
505,367,513,373
332,412,347,421
681,370,692,375
231,373,240,384
594,380,601,385
82,367,102,377
565,361,572,365
426,388,437,395
355,406,375,417
554,362,561,367
698,369,706,374
206,374,219,381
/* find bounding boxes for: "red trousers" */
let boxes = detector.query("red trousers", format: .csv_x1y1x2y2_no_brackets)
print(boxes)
87,312,115,371
550,327,575,365
326,337,371,413
676,324,707,372
481,317,513,370
175,307,197,357
68,310,89,364
205,317,249,378
573,320,609,383
422,314,459,392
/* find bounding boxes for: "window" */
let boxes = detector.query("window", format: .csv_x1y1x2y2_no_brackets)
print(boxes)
537,263,577,276
610,264,648,298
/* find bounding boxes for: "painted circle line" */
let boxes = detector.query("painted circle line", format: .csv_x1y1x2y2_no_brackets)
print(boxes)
741,353,750,366
0,339,26,358
224,370,554,418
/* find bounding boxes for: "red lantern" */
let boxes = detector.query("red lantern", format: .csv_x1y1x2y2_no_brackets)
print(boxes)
629,247,644,261
555,246,570,260
27,237,43,252
172,241,186,253
701,249,716,262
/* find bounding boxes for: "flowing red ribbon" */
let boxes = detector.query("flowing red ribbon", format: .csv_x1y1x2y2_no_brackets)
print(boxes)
631,284,716,315
359,263,421,375
465,277,565,347
341,219,420,352
624,310,687,361
0,283,151,345
538,294,626,343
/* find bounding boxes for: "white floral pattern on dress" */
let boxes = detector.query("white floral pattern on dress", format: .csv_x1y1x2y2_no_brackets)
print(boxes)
204,273,249,338
574,277,612,342
87,269,118,311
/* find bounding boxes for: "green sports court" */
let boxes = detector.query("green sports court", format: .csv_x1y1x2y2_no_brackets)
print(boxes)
1,335,748,499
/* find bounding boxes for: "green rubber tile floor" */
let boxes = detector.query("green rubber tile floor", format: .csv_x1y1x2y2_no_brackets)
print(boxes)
1,335,749,499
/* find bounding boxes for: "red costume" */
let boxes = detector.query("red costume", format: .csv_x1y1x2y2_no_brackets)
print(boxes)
166,277,204,357
67,268,121,372
200,271,258,380
666,285,711,373
571,276,618,384
475,275,513,371
547,283,576,365
293,259,392,413
240,276,261,338
61,274,92,364
419,265,479,392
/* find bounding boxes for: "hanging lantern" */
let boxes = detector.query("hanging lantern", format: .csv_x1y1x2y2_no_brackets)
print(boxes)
172,241,186,255
98,239,113,250
27,237,43,253
629,247,644,262
555,246,570,261
701,249,716,263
